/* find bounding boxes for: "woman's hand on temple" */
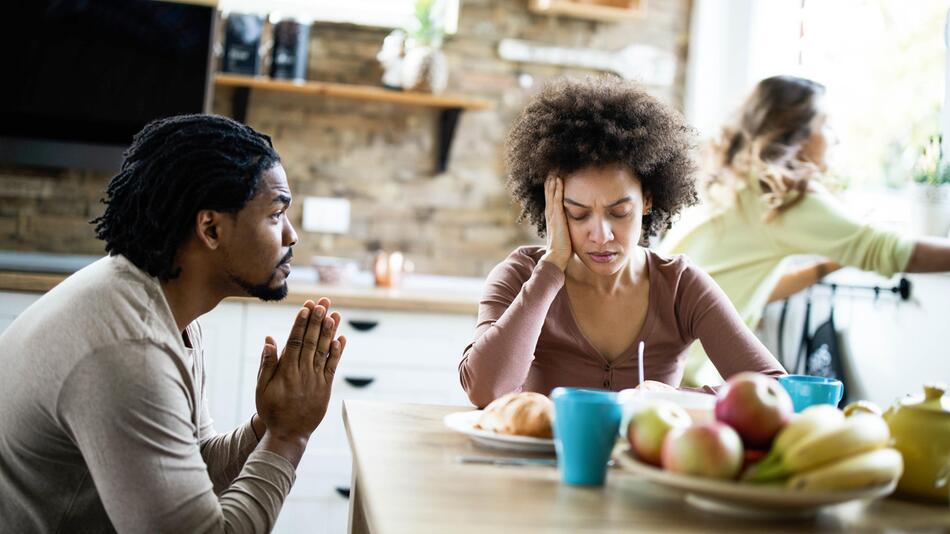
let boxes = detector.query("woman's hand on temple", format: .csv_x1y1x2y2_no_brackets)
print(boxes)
541,177,573,271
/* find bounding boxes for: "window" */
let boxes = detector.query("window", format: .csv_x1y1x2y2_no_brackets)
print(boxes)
687,0,946,188
751,0,947,188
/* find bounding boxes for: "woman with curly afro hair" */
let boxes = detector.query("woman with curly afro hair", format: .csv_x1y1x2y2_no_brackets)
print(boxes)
458,77,785,407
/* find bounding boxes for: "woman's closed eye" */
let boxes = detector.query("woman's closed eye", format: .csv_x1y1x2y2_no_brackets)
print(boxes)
566,209,632,220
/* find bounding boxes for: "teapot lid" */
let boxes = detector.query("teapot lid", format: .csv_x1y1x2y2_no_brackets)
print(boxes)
900,383,950,413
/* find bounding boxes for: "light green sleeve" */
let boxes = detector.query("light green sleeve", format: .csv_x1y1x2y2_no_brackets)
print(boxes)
768,188,914,277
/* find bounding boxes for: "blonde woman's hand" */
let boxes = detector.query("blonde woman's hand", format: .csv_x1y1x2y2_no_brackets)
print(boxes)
541,177,572,271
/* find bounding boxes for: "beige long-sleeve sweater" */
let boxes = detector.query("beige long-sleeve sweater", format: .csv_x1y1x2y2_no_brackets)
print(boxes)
0,255,295,533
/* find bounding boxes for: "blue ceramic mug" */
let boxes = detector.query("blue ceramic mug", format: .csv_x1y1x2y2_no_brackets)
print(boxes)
550,387,621,486
778,375,844,413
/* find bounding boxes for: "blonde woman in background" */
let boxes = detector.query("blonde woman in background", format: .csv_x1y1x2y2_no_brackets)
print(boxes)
660,75,950,386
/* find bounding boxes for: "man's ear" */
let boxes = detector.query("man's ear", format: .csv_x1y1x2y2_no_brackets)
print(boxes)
195,209,223,250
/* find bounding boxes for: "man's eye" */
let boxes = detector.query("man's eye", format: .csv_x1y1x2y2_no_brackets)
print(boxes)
271,211,284,220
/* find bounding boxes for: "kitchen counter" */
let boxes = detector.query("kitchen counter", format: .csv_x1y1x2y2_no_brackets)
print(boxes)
0,252,482,315
343,400,950,534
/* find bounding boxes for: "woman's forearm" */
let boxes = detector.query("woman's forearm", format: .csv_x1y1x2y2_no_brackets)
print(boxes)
905,237,950,272
458,261,564,407
767,260,841,303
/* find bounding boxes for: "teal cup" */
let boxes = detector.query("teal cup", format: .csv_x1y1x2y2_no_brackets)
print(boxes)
778,375,844,413
550,387,621,486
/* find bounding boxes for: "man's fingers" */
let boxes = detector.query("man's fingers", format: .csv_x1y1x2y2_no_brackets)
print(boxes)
325,336,345,381
312,315,335,372
314,312,341,372
283,302,314,363
257,336,279,390
299,305,326,372
316,297,331,310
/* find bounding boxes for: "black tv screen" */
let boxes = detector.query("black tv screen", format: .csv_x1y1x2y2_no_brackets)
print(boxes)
0,0,215,172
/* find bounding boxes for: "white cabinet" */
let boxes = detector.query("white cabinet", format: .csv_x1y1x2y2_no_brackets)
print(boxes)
196,302,247,433
213,300,477,534
0,291,41,334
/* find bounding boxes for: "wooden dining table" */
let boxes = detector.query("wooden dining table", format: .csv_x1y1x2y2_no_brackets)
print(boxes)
342,400,950,534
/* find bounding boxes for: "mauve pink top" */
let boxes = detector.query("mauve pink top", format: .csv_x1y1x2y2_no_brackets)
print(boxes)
459,246,785,408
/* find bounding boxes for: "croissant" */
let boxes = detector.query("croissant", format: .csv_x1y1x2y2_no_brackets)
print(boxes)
475,392,554,438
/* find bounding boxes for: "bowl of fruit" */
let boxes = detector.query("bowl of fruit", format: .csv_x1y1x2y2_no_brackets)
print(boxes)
613,373,902,518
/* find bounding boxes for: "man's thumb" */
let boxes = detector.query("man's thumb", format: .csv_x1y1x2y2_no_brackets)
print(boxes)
257,336,279,387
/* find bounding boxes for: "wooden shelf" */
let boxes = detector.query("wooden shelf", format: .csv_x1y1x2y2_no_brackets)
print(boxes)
528,0,646,22
214,74,493,173
214,74,493,111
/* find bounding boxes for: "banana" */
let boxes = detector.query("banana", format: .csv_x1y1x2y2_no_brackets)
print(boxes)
773,404,845,456
783,413,891,473
842,400,883,417
743,404,844,482
787,447,904,491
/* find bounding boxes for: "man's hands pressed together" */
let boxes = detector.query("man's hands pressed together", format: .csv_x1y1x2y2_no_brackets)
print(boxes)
256,297,346,466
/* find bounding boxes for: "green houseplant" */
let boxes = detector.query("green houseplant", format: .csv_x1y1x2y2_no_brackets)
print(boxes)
401,0,449,94
909,135,950,236
912,135,950,186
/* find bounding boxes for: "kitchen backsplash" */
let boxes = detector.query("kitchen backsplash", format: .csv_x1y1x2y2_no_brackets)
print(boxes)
0,0,689,277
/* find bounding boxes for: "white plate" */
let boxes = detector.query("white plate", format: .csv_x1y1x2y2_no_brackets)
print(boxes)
612,444,897,518
443,410,555,453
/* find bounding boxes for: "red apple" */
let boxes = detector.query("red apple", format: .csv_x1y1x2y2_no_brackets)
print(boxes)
627,400,692,466
714,372,793,449
661,422,744,479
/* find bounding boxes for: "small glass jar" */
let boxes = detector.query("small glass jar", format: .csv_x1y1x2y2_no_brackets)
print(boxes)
268,13,311,81
222,12,264,75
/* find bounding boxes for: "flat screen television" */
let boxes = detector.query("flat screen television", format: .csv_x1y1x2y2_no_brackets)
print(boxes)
0,0,216,173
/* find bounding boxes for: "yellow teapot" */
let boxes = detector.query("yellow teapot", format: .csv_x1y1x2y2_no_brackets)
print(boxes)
883,384,950,503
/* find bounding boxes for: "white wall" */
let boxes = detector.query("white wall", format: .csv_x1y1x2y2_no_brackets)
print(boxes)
943,8,950,162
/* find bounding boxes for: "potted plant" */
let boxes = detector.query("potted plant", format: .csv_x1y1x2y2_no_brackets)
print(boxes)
909,135,950,237
401,0,449,94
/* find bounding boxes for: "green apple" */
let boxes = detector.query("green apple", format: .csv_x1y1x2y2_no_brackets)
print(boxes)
627,400,692,466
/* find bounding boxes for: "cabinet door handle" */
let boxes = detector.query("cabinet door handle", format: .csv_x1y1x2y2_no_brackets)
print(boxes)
335,486,350,499
344,376,375,388
347,319,379,332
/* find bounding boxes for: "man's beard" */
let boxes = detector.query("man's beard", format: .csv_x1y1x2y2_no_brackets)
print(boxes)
230,250,292,302
232,272,288,302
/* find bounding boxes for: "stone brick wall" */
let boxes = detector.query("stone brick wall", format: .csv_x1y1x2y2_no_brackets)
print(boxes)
0,0,691,277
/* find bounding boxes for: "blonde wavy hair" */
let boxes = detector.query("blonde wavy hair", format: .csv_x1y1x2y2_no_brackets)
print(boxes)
704,76,826,222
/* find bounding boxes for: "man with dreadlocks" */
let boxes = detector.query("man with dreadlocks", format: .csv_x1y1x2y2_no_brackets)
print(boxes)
0,114,346,532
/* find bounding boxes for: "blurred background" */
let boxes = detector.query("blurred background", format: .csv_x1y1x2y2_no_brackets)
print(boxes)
1,0,948,273
0,2,948,531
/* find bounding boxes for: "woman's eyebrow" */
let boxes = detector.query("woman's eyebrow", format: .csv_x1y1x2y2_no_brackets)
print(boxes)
564,196,632,208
